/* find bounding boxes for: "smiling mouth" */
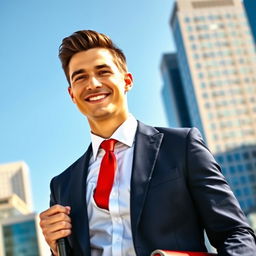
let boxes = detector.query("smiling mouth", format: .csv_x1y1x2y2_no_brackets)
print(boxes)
85,93,110,102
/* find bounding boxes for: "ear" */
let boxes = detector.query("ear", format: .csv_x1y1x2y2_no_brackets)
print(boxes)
68,86,77,104
124,73,133,92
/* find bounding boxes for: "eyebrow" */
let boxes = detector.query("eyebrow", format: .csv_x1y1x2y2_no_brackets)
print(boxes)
70,64,112,81
95,64,111,70
71,69,85,81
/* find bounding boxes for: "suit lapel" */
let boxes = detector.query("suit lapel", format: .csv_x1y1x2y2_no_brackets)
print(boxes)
69,145,92,256
130,121,163,239
67,122,163,254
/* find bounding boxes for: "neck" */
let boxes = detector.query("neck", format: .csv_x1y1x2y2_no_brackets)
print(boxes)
88,113,129,138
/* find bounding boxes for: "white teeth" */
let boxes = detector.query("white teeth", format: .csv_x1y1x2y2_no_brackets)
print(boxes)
88,94,107,101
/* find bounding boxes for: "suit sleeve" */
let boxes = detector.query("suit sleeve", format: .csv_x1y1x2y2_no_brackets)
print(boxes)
186,128,256,255
48,176,74,256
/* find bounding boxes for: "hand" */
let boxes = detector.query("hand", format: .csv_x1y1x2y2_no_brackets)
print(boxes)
39,205,72,256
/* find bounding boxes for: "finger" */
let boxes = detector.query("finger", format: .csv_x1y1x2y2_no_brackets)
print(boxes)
42,220,72,235
46,229,72,255
40,206,71,224
40,212,71,230
40,205,70,219
46,229,72,247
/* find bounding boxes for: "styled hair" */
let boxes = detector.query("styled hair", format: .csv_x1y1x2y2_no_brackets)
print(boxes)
58,30,127,85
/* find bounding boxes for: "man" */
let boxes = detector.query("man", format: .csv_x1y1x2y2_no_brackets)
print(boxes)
39,30,256,256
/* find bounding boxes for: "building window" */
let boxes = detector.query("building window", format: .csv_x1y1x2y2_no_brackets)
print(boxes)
243,187,250,196
240,176,247,184
196,63,201,69
234,153,241,161
243,152,250,160
247,199,253,209
187,26,193,32
201,82,206,88
191,44,197,50
184,17,190,23
227,154,234,162
249,174,255,182
193,53,200,59
229,166,236,174
216,155,224,164
232,176,239,186
204,102,211,109
189,35,195,41
246,163,253,171
198,72,204,79
237,164,244,173
235,189,242,197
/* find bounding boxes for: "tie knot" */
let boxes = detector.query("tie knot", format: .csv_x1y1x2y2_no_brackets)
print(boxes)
100,139,117,152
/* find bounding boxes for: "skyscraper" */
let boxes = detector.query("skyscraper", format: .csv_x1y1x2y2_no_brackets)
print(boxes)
243,0,256,44
165,0,256,212
0,161,33,210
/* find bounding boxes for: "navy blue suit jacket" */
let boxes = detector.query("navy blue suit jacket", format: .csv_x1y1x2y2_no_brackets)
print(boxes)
50,121,256,255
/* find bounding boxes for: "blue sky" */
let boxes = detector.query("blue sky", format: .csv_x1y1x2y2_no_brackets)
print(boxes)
0,0,176,213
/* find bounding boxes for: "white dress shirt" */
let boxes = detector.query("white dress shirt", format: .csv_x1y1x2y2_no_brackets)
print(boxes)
86,114,138,256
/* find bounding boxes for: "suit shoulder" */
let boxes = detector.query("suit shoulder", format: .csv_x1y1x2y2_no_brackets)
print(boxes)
137,121,201,142
155,126,197,137
155,126,204,145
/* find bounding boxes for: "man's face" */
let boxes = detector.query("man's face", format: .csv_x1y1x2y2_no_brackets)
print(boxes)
68,48,133,125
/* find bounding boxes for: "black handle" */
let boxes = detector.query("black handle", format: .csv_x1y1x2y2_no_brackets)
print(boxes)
57,238,67,256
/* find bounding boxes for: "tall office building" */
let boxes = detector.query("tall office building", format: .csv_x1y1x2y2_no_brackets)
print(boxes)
0,161,33,210
243,0,256,44
165,0,256,212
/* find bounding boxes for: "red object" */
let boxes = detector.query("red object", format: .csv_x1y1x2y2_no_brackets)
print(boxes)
94,139,117,210
151,250,217,256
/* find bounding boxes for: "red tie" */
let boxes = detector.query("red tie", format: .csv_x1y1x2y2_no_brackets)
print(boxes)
94,139,118,210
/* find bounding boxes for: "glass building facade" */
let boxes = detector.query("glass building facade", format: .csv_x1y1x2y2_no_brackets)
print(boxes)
2,219,40,256
164,0,256,213
0,213,48,256
161,53,192,128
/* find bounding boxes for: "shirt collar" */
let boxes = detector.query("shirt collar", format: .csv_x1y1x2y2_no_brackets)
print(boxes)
90,114,138,161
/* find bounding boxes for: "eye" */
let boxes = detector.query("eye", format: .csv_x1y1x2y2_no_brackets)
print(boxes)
74,75,88,82
98,70,111,75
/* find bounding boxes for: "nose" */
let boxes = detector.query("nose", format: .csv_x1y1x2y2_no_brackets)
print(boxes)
87,76,102,90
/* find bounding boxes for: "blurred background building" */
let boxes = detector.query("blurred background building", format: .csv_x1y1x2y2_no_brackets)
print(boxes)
0,161,48,255
161,0,256,215
0,162,32,211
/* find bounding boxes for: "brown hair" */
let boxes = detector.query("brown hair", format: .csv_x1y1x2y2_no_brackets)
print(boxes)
59,30,127,85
